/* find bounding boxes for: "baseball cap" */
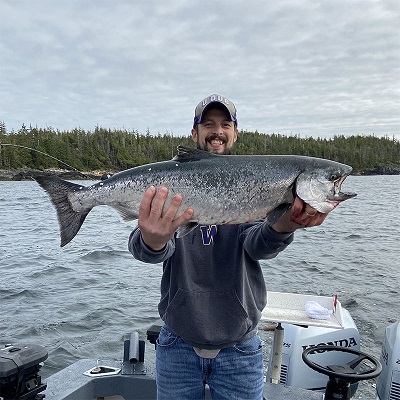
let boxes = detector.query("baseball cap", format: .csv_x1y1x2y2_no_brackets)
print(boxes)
193,94,237,127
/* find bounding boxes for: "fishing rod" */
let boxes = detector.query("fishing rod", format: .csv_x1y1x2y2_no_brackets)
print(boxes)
0,143,92,178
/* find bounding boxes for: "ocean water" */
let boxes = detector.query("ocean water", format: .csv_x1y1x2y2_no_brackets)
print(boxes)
1,175,399,399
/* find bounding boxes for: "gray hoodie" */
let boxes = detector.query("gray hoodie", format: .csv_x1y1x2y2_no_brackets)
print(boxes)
128,221,293,349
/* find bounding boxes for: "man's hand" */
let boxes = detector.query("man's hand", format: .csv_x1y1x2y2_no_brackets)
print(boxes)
272,197,328,233
138,186,193,251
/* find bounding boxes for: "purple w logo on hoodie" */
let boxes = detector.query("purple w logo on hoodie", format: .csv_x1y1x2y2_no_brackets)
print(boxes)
199,225,217,245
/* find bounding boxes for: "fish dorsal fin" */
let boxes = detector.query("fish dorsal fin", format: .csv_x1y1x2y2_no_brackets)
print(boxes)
173,146,218,162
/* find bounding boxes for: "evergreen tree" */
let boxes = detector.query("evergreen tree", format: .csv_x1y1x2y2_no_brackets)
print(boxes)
0,125,398,174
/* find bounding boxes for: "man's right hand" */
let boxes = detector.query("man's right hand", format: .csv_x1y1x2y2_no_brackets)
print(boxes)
138,186,194,251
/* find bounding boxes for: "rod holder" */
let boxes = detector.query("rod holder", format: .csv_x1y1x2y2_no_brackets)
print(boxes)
128,331,140,364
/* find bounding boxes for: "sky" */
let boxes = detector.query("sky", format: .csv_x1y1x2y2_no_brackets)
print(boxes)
1,0,399,140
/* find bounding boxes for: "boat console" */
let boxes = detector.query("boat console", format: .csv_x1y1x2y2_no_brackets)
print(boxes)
302,345,382,400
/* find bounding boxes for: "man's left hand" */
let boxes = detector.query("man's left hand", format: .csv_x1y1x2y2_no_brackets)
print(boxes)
271,197,328,233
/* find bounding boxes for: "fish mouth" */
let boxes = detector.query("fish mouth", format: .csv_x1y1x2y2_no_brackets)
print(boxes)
295,169,357,213
327,175,357,202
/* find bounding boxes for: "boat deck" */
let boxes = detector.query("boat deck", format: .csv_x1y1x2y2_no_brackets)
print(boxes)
44,359,324,400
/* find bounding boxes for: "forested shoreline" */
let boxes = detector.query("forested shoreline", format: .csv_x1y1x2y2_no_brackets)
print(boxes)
0,124,399,180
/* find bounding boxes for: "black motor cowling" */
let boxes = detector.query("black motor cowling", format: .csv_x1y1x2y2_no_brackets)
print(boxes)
0,344,48,400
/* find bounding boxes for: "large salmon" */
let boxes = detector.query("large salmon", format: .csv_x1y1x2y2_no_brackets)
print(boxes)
34,146,356,247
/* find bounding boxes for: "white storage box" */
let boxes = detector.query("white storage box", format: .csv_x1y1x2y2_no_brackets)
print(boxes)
261,291,344,329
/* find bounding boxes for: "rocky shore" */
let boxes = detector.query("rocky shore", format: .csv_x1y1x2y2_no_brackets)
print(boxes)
0,165,399,181
0,168,114,181
358,166,400,175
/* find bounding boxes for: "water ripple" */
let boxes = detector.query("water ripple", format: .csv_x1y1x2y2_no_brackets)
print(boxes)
1,175,399,399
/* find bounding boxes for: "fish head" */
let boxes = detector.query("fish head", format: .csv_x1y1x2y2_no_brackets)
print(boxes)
296,162,357,213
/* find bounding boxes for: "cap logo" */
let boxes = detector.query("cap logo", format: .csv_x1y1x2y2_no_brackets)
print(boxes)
201,95,230,108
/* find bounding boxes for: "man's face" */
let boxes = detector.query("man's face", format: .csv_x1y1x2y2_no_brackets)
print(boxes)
191,107,238,154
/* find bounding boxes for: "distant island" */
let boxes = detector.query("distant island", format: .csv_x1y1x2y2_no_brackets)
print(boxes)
0,164,399,181
0,168,111,181
1,126,399,180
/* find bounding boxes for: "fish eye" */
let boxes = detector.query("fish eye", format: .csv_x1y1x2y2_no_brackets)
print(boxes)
330,174,339,181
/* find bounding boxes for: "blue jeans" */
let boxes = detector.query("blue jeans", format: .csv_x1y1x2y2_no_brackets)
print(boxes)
156,325,264,400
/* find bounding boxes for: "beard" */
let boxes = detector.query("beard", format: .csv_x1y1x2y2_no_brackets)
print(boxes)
196,134,233,155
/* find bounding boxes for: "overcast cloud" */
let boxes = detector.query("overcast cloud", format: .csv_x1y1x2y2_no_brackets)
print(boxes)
1,0,399,140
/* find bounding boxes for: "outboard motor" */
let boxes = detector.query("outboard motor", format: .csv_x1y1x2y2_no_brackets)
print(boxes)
376,321,400,400
0,344,47,400
266,307,360,391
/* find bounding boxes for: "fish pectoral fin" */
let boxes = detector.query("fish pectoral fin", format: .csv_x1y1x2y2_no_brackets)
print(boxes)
265,203,292,226
110,205,139,221
176,222,199,238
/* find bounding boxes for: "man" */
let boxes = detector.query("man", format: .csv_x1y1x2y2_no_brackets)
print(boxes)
129,94,327,399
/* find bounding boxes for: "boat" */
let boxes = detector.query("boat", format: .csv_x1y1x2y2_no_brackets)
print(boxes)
1,293,398,400
376,321,400,400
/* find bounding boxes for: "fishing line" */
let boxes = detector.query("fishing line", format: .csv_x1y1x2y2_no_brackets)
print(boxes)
0,143,91,178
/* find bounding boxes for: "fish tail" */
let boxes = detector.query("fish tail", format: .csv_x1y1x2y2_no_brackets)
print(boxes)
34,175,91,247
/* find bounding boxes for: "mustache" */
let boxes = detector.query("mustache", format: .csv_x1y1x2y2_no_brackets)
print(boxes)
206,134,227,144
